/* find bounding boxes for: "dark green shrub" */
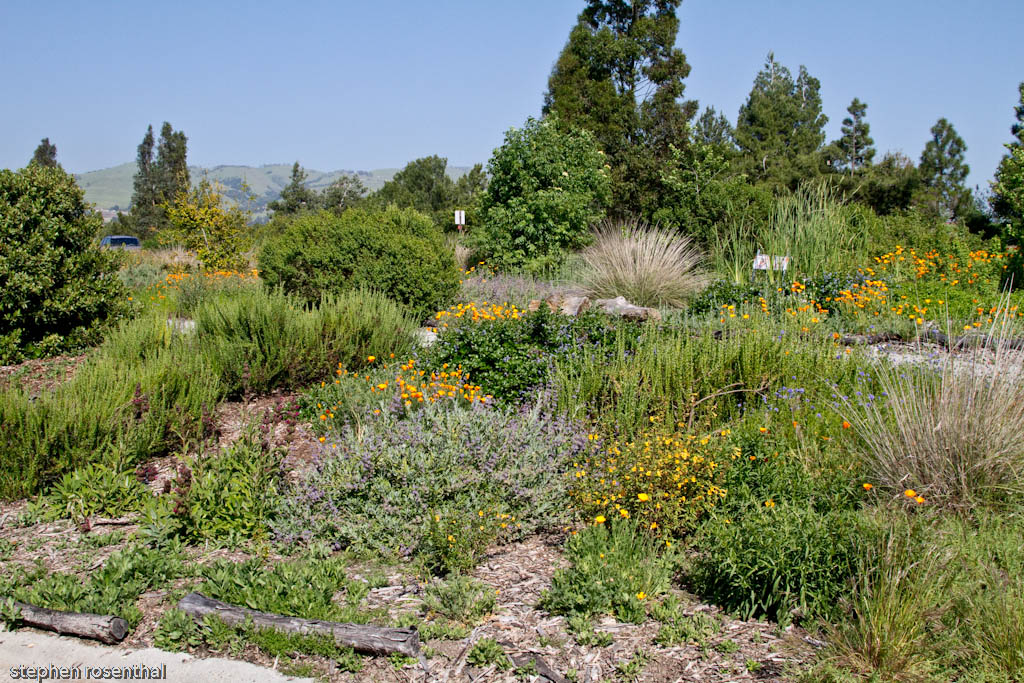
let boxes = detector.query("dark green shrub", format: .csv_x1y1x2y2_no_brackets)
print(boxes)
472,115,610,273
0,164,129,363
258,206,459,321
688,504,865,623
424,306,625,402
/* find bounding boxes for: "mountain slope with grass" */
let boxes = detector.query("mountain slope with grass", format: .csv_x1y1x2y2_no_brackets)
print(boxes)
74,163,473,211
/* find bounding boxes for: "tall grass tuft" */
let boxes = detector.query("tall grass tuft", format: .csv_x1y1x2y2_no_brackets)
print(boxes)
822,519,952,682
580,218,709,308
840,305,1024,508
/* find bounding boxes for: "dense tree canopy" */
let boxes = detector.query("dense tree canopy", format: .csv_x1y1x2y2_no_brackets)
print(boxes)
734,53,828,193
543,0,697,217
130,122,190,237
30,138,59,168
917,118,970,220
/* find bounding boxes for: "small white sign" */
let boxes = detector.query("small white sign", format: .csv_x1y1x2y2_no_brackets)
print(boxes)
454,210,466,226
753,252,790,272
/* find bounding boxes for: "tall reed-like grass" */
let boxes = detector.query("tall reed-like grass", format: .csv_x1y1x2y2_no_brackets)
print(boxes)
711,184,869,284
580,219,709,308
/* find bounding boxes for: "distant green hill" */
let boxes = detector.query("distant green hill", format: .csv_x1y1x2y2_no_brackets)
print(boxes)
74,162,472,212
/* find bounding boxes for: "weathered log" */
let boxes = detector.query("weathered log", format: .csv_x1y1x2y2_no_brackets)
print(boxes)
11,601,128,644
176,592,419,658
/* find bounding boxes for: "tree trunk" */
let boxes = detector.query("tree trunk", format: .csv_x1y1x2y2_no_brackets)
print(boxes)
176,592,419,658
12,601,128,644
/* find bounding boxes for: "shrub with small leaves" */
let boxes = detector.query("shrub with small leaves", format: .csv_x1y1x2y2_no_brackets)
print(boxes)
467,638,512,670
422,575,496,625
540,519,672,624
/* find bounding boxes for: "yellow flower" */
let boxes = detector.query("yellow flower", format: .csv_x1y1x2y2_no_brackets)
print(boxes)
904,489,917,498
637,493,650,502
765,499,775,508
594,515,606,524
636,591,646,601
619,508,630,518
367,356,376,362
862,483,873,491
915,496,925,504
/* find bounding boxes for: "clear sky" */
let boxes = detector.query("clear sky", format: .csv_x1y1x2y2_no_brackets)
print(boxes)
2,0,1021,191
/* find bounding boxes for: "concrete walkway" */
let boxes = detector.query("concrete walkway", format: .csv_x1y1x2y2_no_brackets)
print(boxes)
0,630,313,683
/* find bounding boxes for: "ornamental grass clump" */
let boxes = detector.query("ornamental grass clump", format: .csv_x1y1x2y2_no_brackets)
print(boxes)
580,218,709,308
840,305,1024,508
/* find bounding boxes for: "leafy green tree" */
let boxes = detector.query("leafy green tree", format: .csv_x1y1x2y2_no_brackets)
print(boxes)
853,152,921,215
0,165,128,362
30,138,59,168
734,53,828,192
320,174,367,213
472,115,610,272
653,139,771,246
992,83,1024,227
268,162,318,215
993,145,1024,237
831,98,875,173
370,155,457,228
917,117,970,220
543,0,697,216
163,177,253,271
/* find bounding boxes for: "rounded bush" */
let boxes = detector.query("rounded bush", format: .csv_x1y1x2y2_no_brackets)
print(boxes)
0,164,129,362
258,206,458,321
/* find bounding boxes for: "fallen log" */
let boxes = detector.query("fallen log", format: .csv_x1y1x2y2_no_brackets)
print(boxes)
10,601,128,644
176,592,419,658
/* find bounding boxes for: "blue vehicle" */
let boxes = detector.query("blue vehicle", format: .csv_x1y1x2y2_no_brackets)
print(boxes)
100,235,141,250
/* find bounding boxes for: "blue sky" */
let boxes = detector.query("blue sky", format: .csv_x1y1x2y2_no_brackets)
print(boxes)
2,0,1021,191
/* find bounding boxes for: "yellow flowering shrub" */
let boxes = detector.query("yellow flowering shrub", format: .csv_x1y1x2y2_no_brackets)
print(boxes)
568,429,726,538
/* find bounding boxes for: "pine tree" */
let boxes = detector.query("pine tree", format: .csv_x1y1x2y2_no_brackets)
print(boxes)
30,138,59,168
129,122,189,237
918,118,970,220
268,162,318,215
694,107,735,149
734,53,828,191
833,98,875,173
1011,81,1024,145
543,0,697,216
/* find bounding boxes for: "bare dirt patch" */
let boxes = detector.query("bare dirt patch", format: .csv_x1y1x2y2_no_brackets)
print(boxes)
0,353,88,395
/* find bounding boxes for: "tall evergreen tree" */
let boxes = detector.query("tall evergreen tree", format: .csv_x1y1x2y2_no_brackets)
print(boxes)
1011,81,1024,145
370,155,457,227
734,53,828,192
130,125,160,234
543,0,697,216
268,162,318,215
30,138,59,168
130,122,189,236
153,122,190,206
694,106,735,149
833,98,875,173
918,118,970,220
993,83,1024,228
